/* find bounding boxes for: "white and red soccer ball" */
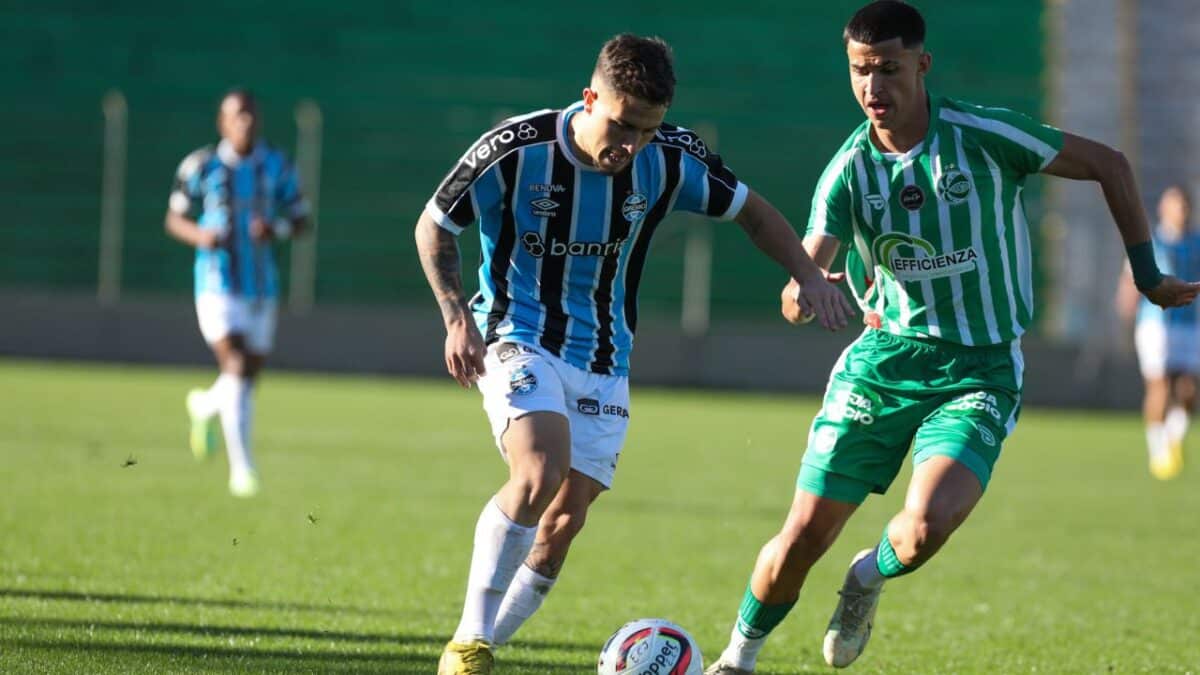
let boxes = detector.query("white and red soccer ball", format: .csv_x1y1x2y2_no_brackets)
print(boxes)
597,618,703,675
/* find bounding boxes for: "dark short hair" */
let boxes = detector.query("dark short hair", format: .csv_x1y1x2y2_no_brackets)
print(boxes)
220,87,257,112
593,34,675,106
844,1,926,49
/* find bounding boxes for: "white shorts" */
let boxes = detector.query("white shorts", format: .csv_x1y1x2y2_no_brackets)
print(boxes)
1135,320,1200,379
195,293,278,354
476,341,630,489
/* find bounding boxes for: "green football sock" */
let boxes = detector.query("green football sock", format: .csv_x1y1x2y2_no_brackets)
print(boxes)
876,527,918,578
734,583,796,639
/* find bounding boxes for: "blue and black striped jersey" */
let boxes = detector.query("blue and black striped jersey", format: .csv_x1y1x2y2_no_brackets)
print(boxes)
426,102,748,376
169,140,308,300
1139,228,1200,328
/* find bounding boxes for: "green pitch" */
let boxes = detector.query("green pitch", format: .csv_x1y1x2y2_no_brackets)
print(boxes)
0,359,1196,674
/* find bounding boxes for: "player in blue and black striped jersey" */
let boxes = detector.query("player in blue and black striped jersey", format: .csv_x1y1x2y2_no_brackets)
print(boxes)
1118,185,1200,479
165,89,309,499
416,34,854,674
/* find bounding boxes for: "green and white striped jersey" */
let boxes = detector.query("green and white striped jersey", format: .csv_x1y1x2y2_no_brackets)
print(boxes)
807,96,1063,346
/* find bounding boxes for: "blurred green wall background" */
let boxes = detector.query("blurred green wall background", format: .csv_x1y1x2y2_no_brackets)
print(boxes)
0,0,1046,321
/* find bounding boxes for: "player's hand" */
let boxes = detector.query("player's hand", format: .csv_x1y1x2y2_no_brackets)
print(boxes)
782,270,854,330
196,229,223,250
250,217,273,242
444,319,487,388
1143,275,1200,309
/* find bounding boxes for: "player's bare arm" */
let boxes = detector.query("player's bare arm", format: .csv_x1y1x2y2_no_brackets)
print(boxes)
780,234,845,325
735,189,853,330
250,215,308,242
164,209,221,250
1043,132,1200,308
415,210,486,388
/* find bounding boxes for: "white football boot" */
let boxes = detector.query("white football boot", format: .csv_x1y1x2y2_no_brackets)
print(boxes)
823,548,883,668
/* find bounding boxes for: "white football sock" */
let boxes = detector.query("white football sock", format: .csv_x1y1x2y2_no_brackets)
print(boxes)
216,374,256,475
1146,422,1168,460
493,564,557,645
1165,407,1189,445
720,624,768,671
452,498,537,644
852,546,887,589
190,376,222,418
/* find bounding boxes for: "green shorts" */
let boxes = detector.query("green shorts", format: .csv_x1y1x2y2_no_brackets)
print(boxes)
798,329,1023,504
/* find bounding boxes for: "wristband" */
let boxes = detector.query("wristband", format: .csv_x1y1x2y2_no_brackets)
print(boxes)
272,218,294,240
1126,241,1163,291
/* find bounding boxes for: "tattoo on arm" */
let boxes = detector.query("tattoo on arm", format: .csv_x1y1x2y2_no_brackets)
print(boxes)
416,221,470,324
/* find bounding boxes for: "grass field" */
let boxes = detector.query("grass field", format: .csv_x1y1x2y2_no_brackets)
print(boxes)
0,358,1197,674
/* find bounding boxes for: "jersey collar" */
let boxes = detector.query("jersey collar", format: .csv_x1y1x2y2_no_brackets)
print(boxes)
217,139,265,167
556,101,606,173
866,94,941,163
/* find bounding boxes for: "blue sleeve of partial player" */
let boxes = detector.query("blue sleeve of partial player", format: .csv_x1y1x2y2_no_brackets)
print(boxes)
168,149,210,216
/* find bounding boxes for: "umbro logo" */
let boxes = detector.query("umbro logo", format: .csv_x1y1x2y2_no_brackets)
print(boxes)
530,198,559,217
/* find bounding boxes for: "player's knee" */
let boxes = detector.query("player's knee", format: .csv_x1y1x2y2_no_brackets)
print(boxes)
510,466,567,513
220,351,249,376
892,510,954,561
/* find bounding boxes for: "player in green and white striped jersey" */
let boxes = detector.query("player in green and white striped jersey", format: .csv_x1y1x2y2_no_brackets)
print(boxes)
705,3,1200,673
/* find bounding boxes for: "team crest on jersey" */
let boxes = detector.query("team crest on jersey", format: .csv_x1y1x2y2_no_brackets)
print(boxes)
622,192,648,222
873,232,978,282
899,185,925,211
936,168,972,205
510,367,538,395
865,194,886,211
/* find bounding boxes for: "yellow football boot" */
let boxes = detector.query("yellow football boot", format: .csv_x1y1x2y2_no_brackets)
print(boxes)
437,640,493,675
1151,442,1184,480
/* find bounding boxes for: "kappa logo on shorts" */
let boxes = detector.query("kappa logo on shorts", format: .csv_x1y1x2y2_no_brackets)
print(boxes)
509,367,538,395
577,398,600,415
978,424,997,447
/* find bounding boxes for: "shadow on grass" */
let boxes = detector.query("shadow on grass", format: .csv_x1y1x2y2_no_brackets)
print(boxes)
0,616,595,653
0,587,389,616
1,638,596,674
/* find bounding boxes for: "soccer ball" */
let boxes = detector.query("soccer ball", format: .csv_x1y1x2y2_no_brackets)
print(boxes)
597,618,703,675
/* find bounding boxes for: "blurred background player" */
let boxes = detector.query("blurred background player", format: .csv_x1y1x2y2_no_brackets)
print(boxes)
416,34,851,675
1118,184,1200,479
704,2,1200,673
165,89,309,497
